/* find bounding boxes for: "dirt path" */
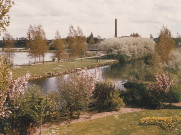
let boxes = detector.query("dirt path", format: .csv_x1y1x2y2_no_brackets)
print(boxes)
33,107,146,135
164,102,181,108
170,102,181,107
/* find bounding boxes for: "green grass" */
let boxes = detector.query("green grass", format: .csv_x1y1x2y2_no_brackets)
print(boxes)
43,109,181,135
12,58,116,79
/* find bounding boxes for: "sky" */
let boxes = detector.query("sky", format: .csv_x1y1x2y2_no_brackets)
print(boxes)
3,0,181,39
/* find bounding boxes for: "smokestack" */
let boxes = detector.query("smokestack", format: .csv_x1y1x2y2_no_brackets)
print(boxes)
115,19,117,37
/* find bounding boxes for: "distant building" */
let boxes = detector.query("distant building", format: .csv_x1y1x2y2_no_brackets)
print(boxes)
120,36,130,38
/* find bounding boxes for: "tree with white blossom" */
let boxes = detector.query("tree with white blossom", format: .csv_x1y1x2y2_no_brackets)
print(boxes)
99,37,155,60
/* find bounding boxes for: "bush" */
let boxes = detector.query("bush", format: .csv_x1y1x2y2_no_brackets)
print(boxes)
99,37,155,60
12,85,59,134
59,70,98,117
116,53,128,63
147,88,165,109
166,85,181,103
122,81,166,109
144,55,153,65
92,82,124,112
168,49,181,70
121,82,150,107
0,56,30,134
147,73,173,108
130,68,156,82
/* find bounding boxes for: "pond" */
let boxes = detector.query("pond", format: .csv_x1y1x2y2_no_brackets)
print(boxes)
0,52,54,65
28,60,146,92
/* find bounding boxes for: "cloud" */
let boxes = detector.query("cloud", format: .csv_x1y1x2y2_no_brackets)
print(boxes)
3,0,181,39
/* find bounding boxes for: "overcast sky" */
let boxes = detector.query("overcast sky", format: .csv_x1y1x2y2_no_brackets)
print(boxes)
4,0,181,39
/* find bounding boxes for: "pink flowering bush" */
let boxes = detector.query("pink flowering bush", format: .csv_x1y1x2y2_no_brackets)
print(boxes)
0,56,30,118
59,69,100,117
148,73,172,93
121,73,174,109
147,73,173,108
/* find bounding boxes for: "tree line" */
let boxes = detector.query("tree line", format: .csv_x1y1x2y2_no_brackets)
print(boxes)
27,25,88,63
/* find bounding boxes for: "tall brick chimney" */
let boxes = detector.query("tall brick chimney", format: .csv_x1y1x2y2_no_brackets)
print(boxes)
115,19,117,37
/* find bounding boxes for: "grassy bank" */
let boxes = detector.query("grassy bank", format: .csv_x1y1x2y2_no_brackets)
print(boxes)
12,58,117,79
43,109,181,135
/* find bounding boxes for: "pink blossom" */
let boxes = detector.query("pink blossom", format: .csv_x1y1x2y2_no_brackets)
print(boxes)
147,73,172,93
0,57,30,118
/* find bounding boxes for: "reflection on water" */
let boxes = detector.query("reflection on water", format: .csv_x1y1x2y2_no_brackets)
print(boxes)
101,60,146,80
0,52,54,65
29,61,146,92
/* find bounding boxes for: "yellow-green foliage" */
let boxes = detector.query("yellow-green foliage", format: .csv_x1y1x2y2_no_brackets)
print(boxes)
139,116,181,131
0,0,14,35
156,26,175,64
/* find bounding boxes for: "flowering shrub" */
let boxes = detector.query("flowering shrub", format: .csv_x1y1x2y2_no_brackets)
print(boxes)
148,73,172,93
146,73,172,108
0,56,30,118
122,73,173,109
139,116,181,131
99,37,155,60
168,49,181,70
59,69,100,116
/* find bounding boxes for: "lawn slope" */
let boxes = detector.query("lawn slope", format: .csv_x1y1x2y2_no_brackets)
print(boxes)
43,109,181,135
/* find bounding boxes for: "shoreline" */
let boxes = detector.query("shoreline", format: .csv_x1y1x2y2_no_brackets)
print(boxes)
12,58,118,81
29,60,118,80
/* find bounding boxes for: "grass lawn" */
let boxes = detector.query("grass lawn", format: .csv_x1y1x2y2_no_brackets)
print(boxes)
12,58,116,79
43,109,181,135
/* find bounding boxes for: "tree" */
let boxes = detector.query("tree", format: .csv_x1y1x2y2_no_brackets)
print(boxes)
130,33,141,37
0,0,14,35
67,25,87,60
0,56,30,119
26,25,48,63
156,26,175,64
175,33,181,48
87,32,95,45
76,26,87,60
150,34,153,38
2,31,15,64
67,25,77,59
99,37,155,60
52,30,65,61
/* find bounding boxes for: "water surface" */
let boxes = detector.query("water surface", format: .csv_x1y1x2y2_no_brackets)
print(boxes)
0,52,54,65
29,61,146,92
